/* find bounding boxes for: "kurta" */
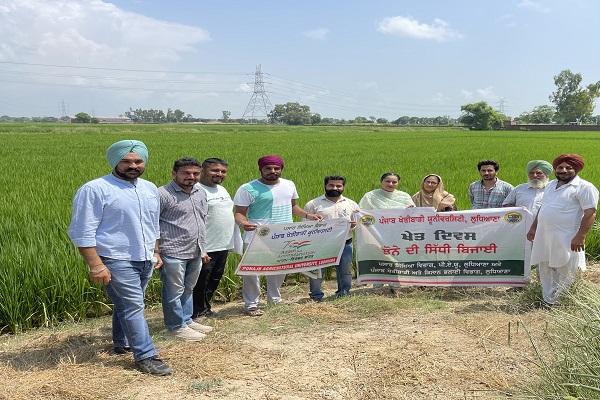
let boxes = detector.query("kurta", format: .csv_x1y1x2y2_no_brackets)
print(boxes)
530,176,599,270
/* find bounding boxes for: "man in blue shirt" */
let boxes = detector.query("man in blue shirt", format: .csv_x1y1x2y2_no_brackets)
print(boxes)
68,140,172,376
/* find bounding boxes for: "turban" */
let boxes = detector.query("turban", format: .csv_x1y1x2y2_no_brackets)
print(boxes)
526,160,553,176
552,153,584,172
106,140,148,168
258,155,284,169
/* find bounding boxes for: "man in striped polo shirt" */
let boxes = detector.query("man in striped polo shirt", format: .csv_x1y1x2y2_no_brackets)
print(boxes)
234,155,321,316
158,157,214,340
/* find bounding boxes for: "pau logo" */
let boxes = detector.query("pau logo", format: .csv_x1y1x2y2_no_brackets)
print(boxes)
503,212,523,224
360,214,376,226
257,226,270,237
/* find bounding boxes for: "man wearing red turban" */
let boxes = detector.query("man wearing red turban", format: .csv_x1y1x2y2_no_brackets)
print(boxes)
233,155,321,316
528,153,599,305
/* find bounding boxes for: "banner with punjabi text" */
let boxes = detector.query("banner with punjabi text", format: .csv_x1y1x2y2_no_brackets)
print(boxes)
236,218,350,276
355,207,530,287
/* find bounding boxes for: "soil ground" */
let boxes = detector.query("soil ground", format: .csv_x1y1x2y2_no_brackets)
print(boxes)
4,267,599,400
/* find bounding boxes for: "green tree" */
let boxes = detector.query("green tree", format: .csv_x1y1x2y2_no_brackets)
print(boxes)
376,117,388,124
74,112,92,123
459,101,505,130
518,105,555,124
221,110,231,122
550,70,600,123
310,113,321,125
268,102,311,125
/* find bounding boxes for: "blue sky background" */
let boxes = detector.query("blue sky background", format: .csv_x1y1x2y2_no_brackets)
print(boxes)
1,0,598,119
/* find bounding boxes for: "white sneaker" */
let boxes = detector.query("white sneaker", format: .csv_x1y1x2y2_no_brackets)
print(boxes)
170,326,206,341
187,320,213,334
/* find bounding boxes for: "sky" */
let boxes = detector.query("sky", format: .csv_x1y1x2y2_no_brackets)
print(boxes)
0,0,599,119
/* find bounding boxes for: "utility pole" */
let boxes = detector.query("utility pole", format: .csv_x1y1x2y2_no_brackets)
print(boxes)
497,98,506,114
242,64,273,124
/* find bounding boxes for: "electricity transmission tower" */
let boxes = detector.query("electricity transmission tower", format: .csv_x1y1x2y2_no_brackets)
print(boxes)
242,64,272,123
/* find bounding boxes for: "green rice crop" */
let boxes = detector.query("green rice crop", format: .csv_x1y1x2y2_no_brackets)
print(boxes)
1,123,599,332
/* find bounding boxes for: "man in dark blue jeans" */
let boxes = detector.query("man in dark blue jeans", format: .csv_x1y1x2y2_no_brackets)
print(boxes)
68,140,171,376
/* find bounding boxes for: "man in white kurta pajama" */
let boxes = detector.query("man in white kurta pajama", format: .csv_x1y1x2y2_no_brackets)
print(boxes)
528,154,599,305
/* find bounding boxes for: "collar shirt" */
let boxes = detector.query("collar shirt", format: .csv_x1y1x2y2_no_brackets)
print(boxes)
68,174,160,261
531,176,599,268
502,183,546,215
159,181,208,259
468,178,514,209
304,195,360,240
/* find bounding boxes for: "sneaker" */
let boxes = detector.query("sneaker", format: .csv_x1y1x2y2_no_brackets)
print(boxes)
169,326,206,341
187,320,213,333
245,307,264,317
135,356,173,376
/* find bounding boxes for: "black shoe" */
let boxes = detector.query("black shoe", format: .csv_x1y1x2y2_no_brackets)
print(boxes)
112,346,132,355
135,356,173,376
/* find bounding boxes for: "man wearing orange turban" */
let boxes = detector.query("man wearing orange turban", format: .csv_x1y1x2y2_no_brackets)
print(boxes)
528,154,599,305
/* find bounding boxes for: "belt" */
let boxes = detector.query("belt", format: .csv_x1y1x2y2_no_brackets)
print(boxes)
345,238,353,244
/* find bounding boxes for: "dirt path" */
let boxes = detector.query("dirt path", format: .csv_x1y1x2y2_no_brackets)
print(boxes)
0,282,555,400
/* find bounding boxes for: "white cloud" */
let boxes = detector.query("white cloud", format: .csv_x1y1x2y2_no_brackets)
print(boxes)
431,92,450,104
303,28,330,40
461,87,499,102
237,83,252,93
0,0,210,68
517,0,550,13
377,16,462,42
497,14,517,28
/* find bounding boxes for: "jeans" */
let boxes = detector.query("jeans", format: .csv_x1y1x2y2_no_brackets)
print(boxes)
309,241,353,300
103,258,156,362
192,250,229,317
160,255,202,331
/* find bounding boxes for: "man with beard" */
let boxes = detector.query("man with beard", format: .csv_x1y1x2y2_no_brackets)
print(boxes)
68,140,172,375
192,158,237,319
158,158,213,341
468,160,513,209
527,154,599,306
234,155,321,316
503,160,553,269
303,176,359,301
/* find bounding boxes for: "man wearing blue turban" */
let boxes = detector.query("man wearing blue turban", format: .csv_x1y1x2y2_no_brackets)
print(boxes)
68,140,172,376
503,160,553,271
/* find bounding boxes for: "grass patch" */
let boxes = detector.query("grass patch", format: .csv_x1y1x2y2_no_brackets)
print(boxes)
521,281,600,399
189,378,223,393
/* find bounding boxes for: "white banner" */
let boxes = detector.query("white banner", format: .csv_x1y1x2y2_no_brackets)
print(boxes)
236,218,350,276
355,207,531,287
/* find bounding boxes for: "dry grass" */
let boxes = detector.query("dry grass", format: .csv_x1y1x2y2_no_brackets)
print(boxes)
0,279,561,400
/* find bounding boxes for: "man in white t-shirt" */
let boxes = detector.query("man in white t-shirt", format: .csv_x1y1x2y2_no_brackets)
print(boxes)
192,158,237,319
233,155,321,316
528,154,599,305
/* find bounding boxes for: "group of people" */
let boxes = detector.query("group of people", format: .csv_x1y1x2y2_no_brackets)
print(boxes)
67,139,598,376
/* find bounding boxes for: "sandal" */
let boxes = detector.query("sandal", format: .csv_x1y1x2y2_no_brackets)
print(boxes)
245,307,264,317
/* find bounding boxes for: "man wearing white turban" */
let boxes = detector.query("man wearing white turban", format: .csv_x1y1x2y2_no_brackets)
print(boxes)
503,160,553,271
68,140,172,376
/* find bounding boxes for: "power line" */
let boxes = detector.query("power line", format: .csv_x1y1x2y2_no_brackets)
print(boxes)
0,60,248,76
